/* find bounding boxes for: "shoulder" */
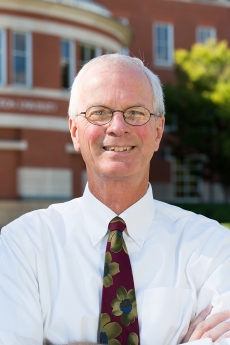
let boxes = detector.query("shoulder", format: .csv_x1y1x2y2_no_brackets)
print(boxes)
153,199,230,250
1,197,83,246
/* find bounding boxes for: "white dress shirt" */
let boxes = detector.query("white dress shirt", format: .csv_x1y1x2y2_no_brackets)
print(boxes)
1,185,230,345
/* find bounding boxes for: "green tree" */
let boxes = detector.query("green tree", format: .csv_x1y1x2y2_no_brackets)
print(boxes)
164,40,230,201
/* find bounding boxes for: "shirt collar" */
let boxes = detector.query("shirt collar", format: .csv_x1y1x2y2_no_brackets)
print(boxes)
79,183,155,248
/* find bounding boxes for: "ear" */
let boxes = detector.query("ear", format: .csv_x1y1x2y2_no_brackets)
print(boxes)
69,118,81,152
154,117,165,152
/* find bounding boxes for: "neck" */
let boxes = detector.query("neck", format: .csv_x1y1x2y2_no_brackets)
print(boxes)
87,174,149,215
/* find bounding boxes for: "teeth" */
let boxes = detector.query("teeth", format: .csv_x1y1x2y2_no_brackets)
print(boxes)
105,146,133,152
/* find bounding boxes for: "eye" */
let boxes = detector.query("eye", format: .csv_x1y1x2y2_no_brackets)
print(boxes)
87,107,110,118
93,110,104,115
91,109,105,116
125,107,146,117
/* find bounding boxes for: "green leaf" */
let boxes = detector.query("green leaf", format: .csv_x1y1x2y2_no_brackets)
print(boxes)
103,322,122,339
111,299,123,316
111,234,123,253
128,333,139,345
108,231,115,242
121,312,134,326
165,39,230,196
110,262,120,276
127,289,136,303
132,301,138,318
100,313,110,328
109,340,121,345
116,286,127,300
105,252,112,264
123,241,128,254
103,274,113,288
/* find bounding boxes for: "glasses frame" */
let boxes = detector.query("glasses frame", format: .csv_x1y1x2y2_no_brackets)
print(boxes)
77,105,161,126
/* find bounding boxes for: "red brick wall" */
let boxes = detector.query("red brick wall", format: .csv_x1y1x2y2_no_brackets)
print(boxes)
33,33,61,89
19,130,70,168
97,0,230,82
0,151,18,199
71,154,86,198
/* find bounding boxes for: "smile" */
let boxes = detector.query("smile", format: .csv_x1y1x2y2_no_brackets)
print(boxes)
103,146,134,152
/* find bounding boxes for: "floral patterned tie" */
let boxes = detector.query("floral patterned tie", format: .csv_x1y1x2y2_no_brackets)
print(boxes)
99,217,140,345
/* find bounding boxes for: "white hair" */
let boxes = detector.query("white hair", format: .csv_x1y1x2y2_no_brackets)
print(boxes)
68,53,165,119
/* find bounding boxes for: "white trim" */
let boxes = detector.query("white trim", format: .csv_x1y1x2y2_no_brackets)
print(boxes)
0,1,131,46
196,26,217,43
0,15,124,52
61,39,76,89
17,167,73,199
0,29,6,85
164,0,230,8
0,140,28,150
122,47,130,56
0,113,69,131
0,86,70,100
154,22,174,67
27,32,32,87
12,31,32,87
65,142,81,154
40,0,112,18
70,40,75,86
95,47,102,57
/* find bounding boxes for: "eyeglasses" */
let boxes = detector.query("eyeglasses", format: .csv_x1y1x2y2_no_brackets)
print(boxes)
78,106,160,126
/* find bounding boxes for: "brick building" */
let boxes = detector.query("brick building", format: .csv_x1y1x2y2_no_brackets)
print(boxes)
1,0,230,227
0,0,132,227
96,0,230,203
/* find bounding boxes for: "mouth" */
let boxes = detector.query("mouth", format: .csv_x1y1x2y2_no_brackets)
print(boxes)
103,146,134,152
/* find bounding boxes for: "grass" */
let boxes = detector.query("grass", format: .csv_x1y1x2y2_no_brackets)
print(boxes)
221,223,230,229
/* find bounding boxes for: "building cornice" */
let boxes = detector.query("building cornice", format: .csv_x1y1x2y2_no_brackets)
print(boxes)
0,140,28,151
0,113,69,131
0,0,132,46
40,0,112,18
0,86,70,100
165,0,230,7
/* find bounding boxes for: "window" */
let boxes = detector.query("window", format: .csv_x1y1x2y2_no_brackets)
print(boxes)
61,39,75,89
197,27,216,44
12,32,32,87
122,47,129,56
0,30,6,85
80,44,101,66
154,23,174,67
172,157,202,200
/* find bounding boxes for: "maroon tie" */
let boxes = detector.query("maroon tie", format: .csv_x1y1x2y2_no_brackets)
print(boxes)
99,217,140,345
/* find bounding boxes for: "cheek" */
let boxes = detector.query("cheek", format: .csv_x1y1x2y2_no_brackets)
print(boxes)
78,123,102,151
137,125,156,147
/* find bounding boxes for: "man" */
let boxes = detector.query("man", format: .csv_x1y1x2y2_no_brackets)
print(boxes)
0,54,230,345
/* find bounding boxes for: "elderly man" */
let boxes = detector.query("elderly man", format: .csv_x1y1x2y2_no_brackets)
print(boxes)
1,54,230,345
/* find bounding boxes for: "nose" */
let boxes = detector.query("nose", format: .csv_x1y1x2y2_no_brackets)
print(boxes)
106,111,130,136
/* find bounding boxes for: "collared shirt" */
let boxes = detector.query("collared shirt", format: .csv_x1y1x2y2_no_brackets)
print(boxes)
1,185,230,345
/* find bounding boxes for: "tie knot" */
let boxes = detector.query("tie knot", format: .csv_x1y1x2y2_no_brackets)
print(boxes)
108,216,126,232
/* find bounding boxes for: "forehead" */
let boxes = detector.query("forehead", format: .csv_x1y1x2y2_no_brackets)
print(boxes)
78,62,153,108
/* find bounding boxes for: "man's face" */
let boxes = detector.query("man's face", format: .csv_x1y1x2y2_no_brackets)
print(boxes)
69,63,164,186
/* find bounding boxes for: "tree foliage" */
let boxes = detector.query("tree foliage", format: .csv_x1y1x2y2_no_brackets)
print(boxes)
164,40,230,199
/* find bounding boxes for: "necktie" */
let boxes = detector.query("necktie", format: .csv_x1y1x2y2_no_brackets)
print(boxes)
99,217,140,345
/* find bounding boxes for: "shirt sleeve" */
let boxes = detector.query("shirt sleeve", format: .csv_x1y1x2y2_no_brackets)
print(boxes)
178,232,230,345
0,225,44,345
181,340,230,345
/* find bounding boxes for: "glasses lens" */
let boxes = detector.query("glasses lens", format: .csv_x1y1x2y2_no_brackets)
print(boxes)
124,107,150,125
86,106,112,125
